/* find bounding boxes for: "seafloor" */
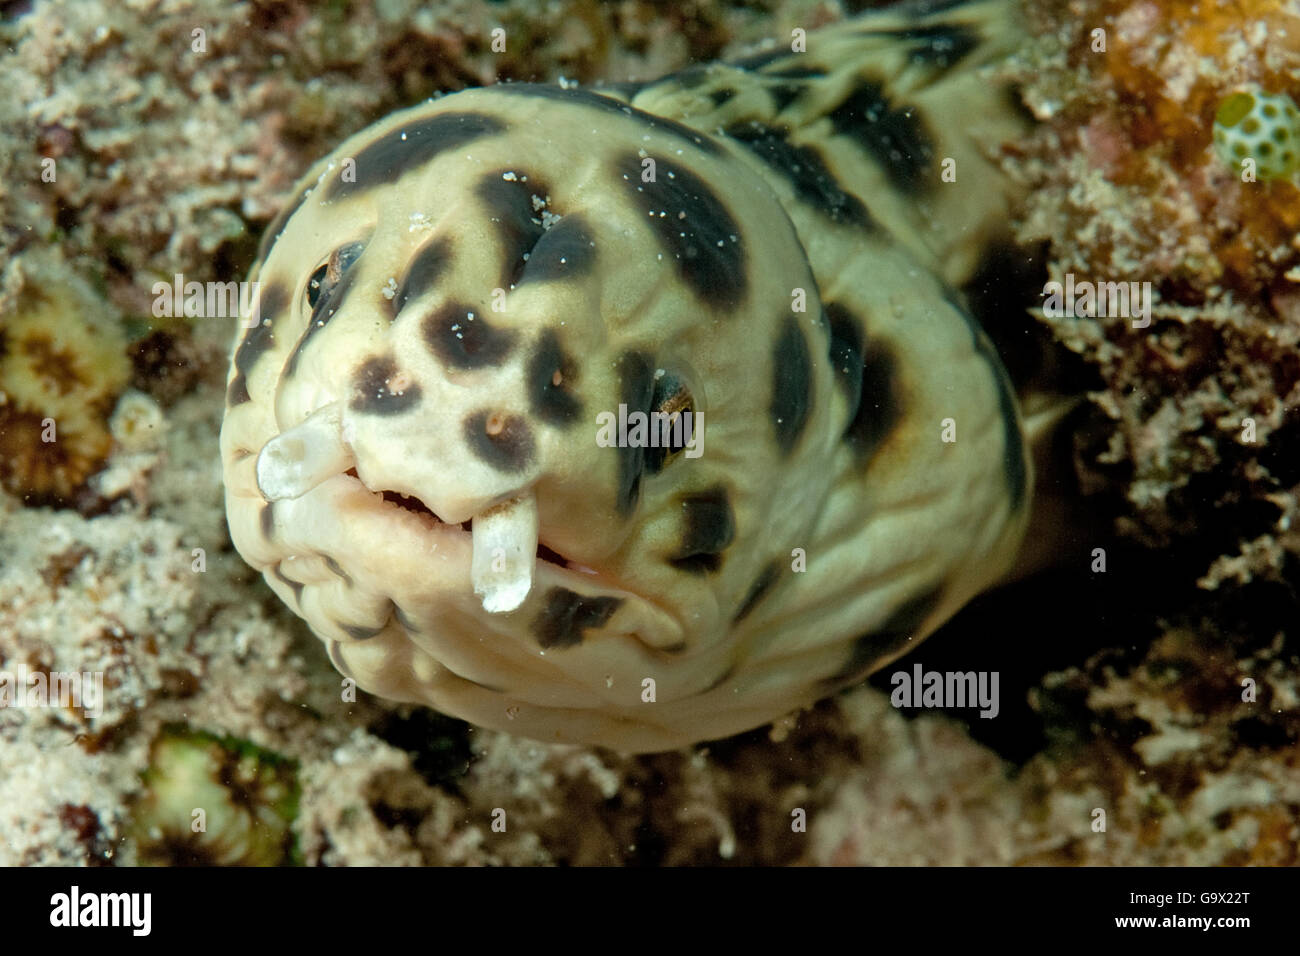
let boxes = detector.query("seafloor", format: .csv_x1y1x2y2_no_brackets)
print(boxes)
1,0,1298,865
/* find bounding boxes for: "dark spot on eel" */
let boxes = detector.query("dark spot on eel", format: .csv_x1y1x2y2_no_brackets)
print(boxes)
350,355,422,415
828,79,935,195
669,486,735,574
464,410,535,473
477,170,548,289
844,338,903,469
620,153,747,310
725,121,873,228
326,112,506,200
517,214,596,286
422,302,516,370
733,561,781,623
527,329,582,426
392,236,452,317
226,281,287,406
824,585,944,689
865,23,979,71
533,587,623,650
770,315,812,456
825,303,865,421
614,352,655,515
769,83,807,112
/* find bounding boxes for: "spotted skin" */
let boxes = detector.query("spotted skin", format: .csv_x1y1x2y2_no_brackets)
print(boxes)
733,561,782,623
422,303,517,370
828,80,936,195
668,487,736,574
526,330,583,426
351,356,421,415
518,215,597,286
533,588,624,650
221,0,1037,752
325,113,507,200
614,351,656,516
476,171,551,288
822,584,946,688
770,315,813,456
619,153,748,310
392,237,452,316
226,283,285,406
464,411,535,473
725,121,874,228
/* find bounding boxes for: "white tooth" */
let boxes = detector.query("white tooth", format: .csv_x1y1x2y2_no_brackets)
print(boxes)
472,493,538,614
257,403,354,501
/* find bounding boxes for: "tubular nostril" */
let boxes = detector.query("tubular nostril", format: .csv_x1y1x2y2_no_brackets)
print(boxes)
257,403,354,501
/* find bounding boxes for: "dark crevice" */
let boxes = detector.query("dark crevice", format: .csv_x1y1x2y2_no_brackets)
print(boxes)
380,488,439,520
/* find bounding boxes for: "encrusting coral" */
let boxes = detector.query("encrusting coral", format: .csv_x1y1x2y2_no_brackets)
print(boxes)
1212,87,1300,181
130,726,300,866
0,252,130,505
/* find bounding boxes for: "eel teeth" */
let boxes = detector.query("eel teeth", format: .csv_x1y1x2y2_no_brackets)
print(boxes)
256,403,355,501
471,493,539,614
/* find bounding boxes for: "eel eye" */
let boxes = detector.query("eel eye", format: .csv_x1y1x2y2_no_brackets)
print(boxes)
306,262,328,310
645,372,697,473
305,241,365,312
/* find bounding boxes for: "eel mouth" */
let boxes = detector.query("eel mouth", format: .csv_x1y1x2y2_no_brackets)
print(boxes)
361,476,598,608
373,475,572,565
255,402,598,613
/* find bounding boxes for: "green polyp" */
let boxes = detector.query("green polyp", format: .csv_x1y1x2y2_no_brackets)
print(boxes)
1215,92,1254,128
1212,88,1300,180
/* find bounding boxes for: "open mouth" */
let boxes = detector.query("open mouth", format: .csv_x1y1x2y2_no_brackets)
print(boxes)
373,477,575,567
372,477,602,609
255,402,599,613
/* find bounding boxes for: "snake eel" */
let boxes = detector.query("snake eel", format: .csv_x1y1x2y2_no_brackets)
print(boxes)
220,0,1050,752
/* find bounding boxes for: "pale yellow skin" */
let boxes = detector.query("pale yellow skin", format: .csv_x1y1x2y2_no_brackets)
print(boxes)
221,0,1034,752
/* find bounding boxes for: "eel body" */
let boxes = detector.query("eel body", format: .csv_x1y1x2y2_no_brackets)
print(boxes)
220,0,1038,752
